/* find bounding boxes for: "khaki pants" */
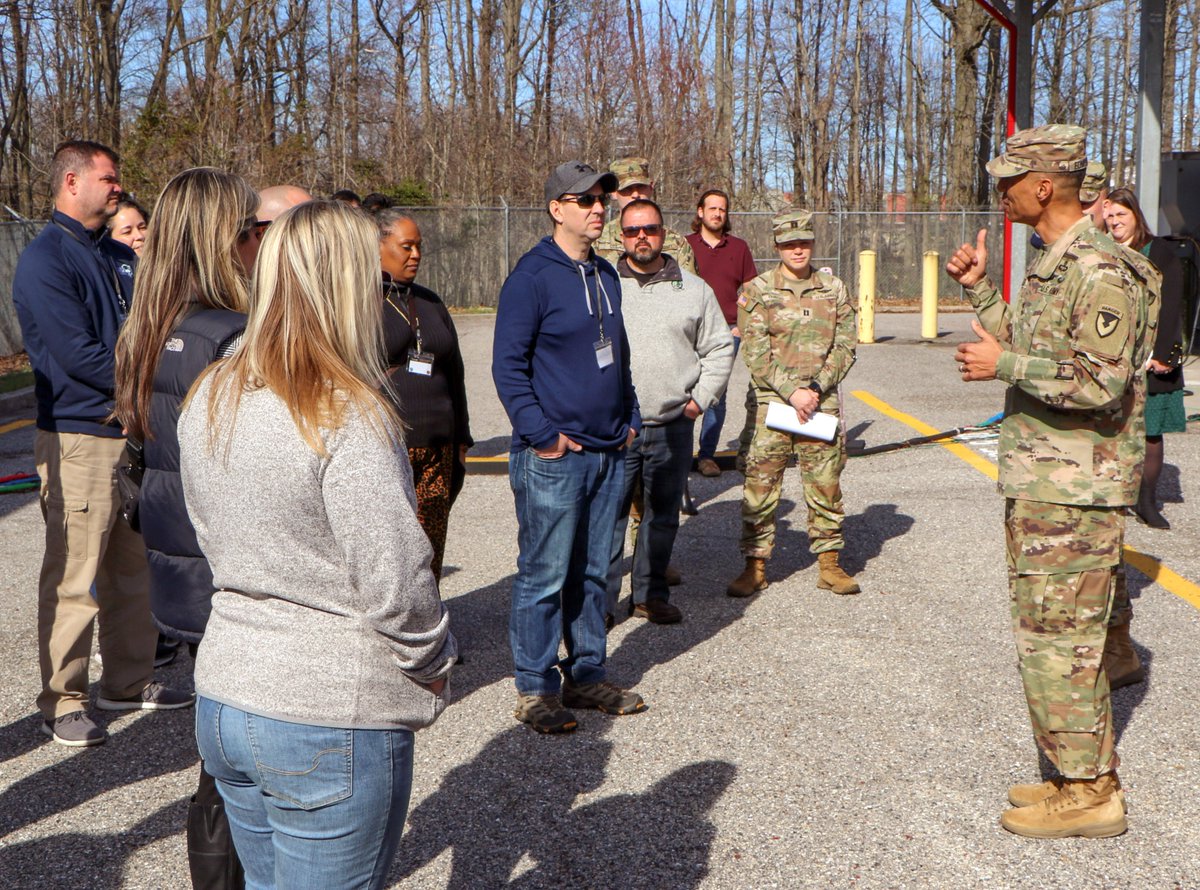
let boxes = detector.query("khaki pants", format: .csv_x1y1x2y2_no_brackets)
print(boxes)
35,430,155,720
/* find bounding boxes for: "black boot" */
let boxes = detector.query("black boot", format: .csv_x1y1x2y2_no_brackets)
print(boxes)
1134,489,1170,529
187,765,245,889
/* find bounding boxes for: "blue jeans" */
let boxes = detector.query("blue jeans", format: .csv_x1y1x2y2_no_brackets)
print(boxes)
508,447,624,695
195,697,414,890
607,416,695,611
698,332,741,459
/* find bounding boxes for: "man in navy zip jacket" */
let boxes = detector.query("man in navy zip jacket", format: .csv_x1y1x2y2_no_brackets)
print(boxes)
493,161,647,733
13,140,192,748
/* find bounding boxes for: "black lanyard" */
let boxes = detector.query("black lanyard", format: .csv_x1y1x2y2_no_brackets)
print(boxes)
385,283,423,353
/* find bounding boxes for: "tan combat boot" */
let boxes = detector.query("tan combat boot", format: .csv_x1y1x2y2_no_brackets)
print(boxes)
726,557,767,598
1104,623,1146,691
816,551,860,595
1007,777,1063,808
1000,773,1126,838
1009,775,1127,812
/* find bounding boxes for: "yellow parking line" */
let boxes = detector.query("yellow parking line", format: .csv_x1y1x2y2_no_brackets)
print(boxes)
851,390,997,481
0,418,34,436
850,389,1200,612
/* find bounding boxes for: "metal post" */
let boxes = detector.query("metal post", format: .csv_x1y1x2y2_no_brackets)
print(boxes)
858,250,876,344
1136,0,1165,230
922,251,939,339
500,196,510,274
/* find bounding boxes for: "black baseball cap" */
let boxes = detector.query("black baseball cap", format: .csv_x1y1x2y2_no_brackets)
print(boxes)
544,161,618,204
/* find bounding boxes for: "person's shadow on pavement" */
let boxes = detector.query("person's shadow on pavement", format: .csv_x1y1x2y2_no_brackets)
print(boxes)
390,718,734,889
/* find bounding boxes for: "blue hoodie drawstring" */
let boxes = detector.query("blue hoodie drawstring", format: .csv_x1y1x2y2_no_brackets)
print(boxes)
577,261,614,317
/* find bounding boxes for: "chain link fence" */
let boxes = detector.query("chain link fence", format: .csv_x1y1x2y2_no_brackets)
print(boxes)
405,207,1006,309
2,210,1005,354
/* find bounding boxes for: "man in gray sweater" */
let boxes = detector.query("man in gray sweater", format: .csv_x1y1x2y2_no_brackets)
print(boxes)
607,199,734,623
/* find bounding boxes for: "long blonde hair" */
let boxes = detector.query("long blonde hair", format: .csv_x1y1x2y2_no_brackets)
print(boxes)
114,167,257,439
192,199,397,455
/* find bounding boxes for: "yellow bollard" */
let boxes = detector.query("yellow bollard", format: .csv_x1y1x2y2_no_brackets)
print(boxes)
921,250,939,340
858,250,876,344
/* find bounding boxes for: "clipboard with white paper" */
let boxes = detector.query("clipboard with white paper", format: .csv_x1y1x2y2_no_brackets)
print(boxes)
764,401,838,442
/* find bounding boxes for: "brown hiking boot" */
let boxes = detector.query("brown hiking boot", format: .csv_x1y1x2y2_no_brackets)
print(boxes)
726,557,767,598
697,458,721,477
513,694,578,734
1104,623,1146,691
1001,773,1126,838
816,551,860,595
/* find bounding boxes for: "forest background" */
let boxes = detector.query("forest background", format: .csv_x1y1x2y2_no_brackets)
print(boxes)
0,0,1197,217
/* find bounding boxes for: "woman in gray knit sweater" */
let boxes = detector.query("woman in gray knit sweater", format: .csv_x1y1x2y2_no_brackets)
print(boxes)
179,200,456,889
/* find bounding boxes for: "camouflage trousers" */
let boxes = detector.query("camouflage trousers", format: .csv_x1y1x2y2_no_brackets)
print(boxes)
739,402,845,558
1005,498,1123,779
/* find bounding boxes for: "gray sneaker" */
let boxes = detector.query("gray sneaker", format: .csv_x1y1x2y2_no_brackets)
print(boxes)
561,680,647,716
97,681,195,711
42,711,107,747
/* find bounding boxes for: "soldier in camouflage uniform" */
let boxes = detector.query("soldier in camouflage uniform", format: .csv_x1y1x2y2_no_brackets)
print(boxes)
948,125,1160,840
594,158,696,274
726,209,860,598
1080,160,1109,229
1076,160,1148,692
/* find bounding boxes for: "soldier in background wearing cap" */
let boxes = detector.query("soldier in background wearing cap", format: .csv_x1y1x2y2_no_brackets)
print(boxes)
595,157,696,274
726,208,861,599
1080,161,1108,229
1075,161,1150,694
947,124,1159,838
493,161,647,734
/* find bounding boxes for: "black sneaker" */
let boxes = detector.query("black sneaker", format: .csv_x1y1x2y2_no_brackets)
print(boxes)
42,711,107,747
513,693,578,733
561,680,647,715
97,681,195,711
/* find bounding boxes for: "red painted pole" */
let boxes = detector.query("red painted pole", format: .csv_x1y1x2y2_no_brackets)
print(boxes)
974,0,1017,302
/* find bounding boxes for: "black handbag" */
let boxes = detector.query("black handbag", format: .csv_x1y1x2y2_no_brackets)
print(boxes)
116,436,144,532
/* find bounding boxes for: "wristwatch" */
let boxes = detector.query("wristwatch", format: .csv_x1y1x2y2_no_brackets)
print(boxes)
807,381,823,397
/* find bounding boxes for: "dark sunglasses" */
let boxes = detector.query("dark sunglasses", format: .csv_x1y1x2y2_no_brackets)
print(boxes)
621,223,663,238
559,193,608,210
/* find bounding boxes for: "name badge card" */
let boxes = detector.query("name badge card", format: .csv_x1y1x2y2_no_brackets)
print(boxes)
407,350,434,376
594,338,614,369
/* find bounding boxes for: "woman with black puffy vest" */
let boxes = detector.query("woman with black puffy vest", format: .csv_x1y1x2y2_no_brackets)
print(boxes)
113,167,260,890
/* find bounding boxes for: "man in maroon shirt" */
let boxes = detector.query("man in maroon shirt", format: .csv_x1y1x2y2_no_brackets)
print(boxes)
685,189,758,476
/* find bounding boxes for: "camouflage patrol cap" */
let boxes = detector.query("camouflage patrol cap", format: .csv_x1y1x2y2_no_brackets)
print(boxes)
985,124,1088,178
609,157,653,190
1080,161,1109,203
772,208,815,244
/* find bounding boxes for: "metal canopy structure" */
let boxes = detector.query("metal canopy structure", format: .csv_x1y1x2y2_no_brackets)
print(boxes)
972,0,1167,300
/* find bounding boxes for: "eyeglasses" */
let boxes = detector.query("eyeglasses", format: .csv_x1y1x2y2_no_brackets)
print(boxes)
559,193,608,210
621,223,663,238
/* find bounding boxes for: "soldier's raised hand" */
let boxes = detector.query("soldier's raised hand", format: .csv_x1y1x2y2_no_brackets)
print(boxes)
946,229,988,288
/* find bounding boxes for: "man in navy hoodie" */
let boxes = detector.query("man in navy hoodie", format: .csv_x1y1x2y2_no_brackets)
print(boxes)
14,140,193,747
493,161,646,733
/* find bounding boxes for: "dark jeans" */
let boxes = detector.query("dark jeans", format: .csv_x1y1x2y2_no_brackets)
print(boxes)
508,447,624,695
607,416,696,611
698,331,741,459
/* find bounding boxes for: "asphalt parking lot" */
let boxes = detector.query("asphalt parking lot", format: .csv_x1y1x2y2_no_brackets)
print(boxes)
1,310,1198,889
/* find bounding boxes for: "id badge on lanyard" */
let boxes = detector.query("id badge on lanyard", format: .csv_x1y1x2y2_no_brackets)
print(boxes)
594,337,614,369
407,350,434,376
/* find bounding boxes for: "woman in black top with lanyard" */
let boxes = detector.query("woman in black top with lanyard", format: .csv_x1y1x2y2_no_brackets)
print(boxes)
375,208,473,578
1104,187,1186,529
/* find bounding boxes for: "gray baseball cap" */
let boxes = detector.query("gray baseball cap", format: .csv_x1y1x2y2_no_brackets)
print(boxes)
544,161,618,204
